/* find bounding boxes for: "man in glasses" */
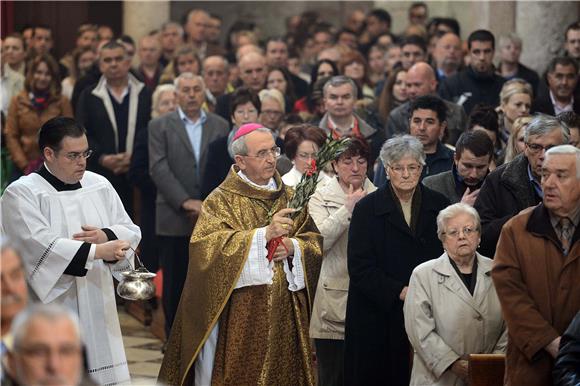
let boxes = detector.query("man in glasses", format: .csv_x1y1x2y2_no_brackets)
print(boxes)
159,123,322,386
1,117,140,385
475,114,570,258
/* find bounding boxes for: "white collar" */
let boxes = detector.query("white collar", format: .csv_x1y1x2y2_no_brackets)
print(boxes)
237,170,277,191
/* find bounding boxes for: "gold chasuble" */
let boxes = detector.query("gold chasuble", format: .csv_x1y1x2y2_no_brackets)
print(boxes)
158,166,323,386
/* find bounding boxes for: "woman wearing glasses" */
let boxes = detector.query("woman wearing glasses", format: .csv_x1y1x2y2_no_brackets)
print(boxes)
403,203,507,385
344,135,450,386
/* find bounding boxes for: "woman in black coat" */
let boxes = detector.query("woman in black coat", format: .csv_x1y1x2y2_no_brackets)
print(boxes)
344,135,450,386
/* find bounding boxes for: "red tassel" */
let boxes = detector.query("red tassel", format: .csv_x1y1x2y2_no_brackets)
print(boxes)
266,237,289,262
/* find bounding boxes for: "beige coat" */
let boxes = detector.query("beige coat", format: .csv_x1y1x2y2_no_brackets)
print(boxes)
308,176,376,340
404,253,507,386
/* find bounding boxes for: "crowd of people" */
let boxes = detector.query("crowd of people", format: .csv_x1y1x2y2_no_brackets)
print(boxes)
1,3,580,386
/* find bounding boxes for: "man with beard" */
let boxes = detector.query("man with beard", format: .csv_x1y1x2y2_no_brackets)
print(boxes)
423,130,494,205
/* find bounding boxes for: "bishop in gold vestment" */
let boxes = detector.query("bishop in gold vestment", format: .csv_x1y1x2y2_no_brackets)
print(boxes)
158,125,322,386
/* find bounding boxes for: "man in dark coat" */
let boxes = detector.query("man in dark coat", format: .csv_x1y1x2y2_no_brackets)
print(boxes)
423,130,494,205
553,311,580,385
474,114,569,258
345,135,450,386
76,41,151,217
438,29,505,115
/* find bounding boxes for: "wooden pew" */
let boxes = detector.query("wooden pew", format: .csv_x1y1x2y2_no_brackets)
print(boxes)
468,353,505,386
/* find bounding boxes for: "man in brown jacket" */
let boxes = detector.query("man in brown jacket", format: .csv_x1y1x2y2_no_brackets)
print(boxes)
492,144,580,386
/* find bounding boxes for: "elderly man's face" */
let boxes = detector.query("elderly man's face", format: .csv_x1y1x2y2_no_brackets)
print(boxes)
235,131,278,185
525,130,566,178
324,83,356,119
203,57,228,96
1,249,28,330
547,64,578,102
542,152,580,218
9,317,82,386
434,34,462,70
239,54,267,91
176,77,205,117
469,40,494,74
186,11,209,43
565,29,580,59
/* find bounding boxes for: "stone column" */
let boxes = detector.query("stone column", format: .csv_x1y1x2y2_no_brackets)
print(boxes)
516,2,579,74
123,1,170,43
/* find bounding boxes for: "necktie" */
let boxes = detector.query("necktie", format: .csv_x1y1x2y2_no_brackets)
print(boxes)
558,217,573,255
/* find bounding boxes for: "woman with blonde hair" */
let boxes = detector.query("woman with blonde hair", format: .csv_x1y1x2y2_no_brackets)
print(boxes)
504,116,532,163
151,83,177,118
497,78,533,148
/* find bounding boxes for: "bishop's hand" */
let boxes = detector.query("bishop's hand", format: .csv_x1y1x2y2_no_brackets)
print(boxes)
265,208,295,241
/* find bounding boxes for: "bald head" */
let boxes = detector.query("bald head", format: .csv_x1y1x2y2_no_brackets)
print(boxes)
236,44,263,62
434,33,462,74
239,52,267,91
406,62,437,100
203,55,229,96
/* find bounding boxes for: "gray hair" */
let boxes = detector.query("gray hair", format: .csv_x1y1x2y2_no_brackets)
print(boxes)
230,127,273,156
323,75,358,98
545,144,580,179
202,55,229,73
174,72,206,90
259,88,285,113
436,203,481,242
379,135,426,170
11,304,82,352
524,114,570,143
151,84,176,118
160,21,184,38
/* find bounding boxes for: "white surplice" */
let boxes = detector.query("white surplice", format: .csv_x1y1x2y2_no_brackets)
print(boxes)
1,170,141,386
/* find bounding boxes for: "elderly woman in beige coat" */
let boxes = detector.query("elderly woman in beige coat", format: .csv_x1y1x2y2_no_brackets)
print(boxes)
308,136,376,386
404,203,507,386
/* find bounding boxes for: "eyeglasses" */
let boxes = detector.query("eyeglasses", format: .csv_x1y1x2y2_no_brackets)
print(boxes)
61,149,93,161
388,164,422,175
261,110,283,117
442,226,478,238
526,142,555,154
296,152,317,161
245,146,281,159
19,345,82,361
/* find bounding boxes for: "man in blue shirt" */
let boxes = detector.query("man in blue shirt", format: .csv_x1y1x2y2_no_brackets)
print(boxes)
148,73,229,336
